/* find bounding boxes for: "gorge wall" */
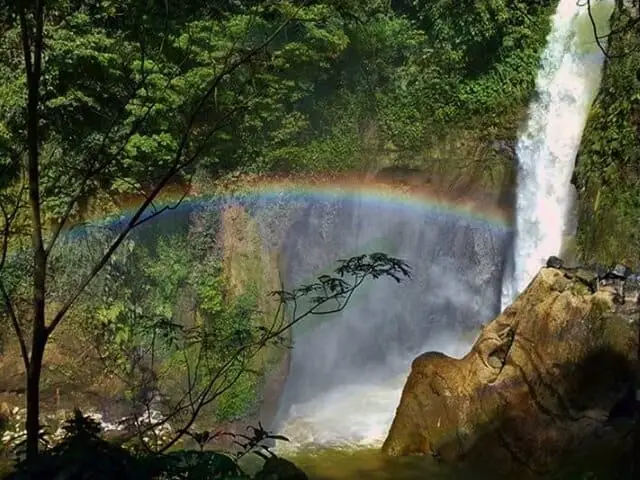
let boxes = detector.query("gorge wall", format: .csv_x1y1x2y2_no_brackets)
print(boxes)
574,2,640,267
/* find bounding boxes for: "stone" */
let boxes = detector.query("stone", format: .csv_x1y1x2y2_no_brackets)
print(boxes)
490,140,516,159
608,384,636,421
382,267,638,477
546,255,564,269
254,457,309,480
623,278,640,305
610,264,631,280
595,263,608,280
571,268,598,292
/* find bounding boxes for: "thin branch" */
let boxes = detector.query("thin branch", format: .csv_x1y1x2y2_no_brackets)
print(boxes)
119,278,356,448
578,0,640,59
579,0,612,58
154,266,382,451
0,280,29,368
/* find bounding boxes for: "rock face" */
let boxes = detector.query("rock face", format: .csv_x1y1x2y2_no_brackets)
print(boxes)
382,265,638,476
254,457,309,480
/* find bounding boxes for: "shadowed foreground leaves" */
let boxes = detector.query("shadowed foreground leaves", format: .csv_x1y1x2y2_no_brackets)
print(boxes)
6,410,288,479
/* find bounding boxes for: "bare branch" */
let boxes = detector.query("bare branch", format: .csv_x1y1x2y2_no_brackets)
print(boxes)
577,0,640,59
0,280,29,368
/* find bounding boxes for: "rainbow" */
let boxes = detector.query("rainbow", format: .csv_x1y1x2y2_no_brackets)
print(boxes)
79,173,513,233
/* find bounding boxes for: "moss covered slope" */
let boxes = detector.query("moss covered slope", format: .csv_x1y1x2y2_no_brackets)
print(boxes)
574,4,640,266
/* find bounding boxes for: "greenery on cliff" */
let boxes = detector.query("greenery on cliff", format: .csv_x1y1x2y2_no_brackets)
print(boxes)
575,4,640,267
0,0,556,227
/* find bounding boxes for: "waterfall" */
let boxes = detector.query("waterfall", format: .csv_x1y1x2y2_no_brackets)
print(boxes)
271,0,615,451
501,0,612,309
272,196,509,450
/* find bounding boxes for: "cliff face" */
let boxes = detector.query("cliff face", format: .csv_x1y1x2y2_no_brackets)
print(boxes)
573,2,640,266
382,265,638,477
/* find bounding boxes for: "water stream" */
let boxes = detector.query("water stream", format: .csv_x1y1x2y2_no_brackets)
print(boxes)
500,0,612,308
271,198,508,453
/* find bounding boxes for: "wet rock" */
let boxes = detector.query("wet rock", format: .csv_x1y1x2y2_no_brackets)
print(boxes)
623,278,640,306
572,268,599,292
595,263,608,280
610,264,632,280
490,140,516,159
546,255,564,269
254,457,309,480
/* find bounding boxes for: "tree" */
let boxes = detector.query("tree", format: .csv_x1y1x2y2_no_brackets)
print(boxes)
3,252,411,478
580,0,640,59
0,0,381,463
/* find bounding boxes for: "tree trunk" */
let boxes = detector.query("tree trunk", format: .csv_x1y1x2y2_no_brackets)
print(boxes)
635,327,639,478
25,330,45,461
20,0,47,463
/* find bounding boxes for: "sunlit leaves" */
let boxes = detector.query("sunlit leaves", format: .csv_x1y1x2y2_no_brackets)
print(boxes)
195,268,225,317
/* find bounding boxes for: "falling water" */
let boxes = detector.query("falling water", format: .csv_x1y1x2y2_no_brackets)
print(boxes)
272,195,509,451
274,0,616,451
501,0,612,308
64,189,508,445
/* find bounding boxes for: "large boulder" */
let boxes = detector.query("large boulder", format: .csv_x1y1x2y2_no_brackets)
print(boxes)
382,266,638,477
254,456,308,480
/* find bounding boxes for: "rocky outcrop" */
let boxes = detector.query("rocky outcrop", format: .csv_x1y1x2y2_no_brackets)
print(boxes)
382,262,638,477
254,457,309,480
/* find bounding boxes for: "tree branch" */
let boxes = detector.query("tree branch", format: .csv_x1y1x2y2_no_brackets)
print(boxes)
578,0,640,59
151,255,410,451
0,177,26,271
0,280,29,369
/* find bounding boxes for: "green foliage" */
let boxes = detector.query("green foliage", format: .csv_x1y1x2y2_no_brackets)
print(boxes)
212,362,259,423
143,235,194,317
196,267,226,318
0,0,557,224
574,5,640,266
0,0,561,469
